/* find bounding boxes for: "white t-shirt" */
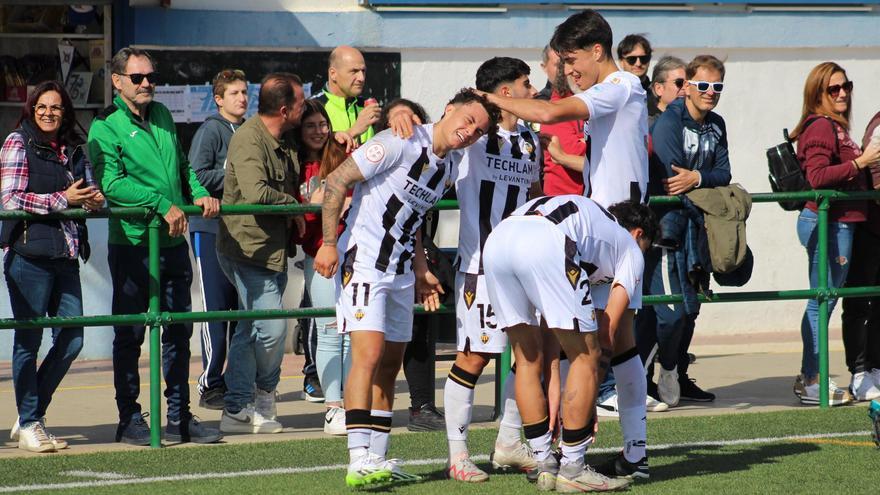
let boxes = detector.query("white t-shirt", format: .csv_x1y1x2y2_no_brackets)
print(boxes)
573,71,649,207
340,125,459,274
511,195,644,305
456,124,542,274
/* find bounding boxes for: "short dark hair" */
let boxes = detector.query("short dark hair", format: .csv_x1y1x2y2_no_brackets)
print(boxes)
445,88,501,135
686,54,726,81
475,57,531,93
258,72,302,116
549,10,613,60
608,201,659,244
110,47,154,75
376,98,431,132
616,34,652,60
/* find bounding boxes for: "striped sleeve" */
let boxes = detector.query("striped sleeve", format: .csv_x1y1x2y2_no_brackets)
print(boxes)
0,133,68,214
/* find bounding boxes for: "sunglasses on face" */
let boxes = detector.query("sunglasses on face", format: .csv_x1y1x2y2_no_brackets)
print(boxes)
827,80,853,98
664,78,685,89
119,72,159,85
624,55,651,66
689,80,724,93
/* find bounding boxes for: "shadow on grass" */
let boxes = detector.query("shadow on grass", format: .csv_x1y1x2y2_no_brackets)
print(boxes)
647,442,822,481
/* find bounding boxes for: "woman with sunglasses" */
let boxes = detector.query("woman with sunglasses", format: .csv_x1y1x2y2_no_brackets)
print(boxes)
294,99,354,435
790,62,880,406
1,80,104,452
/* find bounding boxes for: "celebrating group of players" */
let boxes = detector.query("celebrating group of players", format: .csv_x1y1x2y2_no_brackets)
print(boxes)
312,9,660,491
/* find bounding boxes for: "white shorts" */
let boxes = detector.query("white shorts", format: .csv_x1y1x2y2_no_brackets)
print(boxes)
483,216,598,333
591,281,642,311
455,271,507,354
335,254,415,343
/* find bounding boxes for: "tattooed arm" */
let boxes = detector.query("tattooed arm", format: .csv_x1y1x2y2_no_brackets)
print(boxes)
313,157,365,278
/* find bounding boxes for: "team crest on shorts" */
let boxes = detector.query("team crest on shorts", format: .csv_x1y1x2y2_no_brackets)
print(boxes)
354,309,365,321
463,273,478,309
480,332,490,345
342,269,353,288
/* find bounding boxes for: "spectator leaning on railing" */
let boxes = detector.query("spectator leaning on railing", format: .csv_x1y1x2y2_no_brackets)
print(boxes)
789,62,880,406
187,68,249,411
87,47,222,446
840,110,880,402
216,73,306,435
1,80,104,453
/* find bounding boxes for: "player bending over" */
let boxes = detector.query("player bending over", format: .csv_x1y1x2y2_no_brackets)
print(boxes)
483,196,657,492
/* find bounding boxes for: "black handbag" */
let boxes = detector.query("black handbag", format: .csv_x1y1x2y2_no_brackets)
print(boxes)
766,117,837,211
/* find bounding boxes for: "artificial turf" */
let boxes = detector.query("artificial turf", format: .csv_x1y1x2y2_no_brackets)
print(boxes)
0,406,877,494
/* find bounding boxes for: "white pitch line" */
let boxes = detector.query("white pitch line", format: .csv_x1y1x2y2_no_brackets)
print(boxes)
0,430,871,493
60,471,134,480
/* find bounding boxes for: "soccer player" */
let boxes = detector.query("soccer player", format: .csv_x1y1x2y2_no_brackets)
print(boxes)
442,57,543,482
313,89,500,488
483,196,657,491
478,9,652,479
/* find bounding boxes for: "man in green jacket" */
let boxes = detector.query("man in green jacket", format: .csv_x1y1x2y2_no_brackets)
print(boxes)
314,45,378,145
216,73,305,434
87,47,221,446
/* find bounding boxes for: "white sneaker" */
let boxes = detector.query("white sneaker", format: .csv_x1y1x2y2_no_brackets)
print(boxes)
324,407,346,436
658,366,680,407
646,395,669,412
870,369,880,389
491,441,537,472
11,417,67,449
596,390,619,418
794,376,853,406
255,388,278,421
18,421,55,453
345,453,392,488
447,453,489,482
220,405,282,433
850,372,880,402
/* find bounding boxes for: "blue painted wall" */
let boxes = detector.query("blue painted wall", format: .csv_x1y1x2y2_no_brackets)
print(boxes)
124,7,880,50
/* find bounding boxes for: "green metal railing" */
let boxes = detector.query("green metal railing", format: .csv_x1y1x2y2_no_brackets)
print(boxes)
2,190,880,448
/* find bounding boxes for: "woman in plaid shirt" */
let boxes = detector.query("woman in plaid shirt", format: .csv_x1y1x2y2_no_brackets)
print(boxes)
1,80,104,453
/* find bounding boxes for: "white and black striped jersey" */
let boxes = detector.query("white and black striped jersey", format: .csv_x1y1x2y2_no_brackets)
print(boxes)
340,125,459,274
456,124,541,274
573,71,649,207
510,195,644,304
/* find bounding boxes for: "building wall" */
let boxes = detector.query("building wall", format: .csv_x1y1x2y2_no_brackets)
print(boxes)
3,3,879,359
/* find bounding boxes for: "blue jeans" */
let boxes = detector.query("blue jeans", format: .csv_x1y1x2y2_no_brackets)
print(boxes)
108,243,194,423
304,256,350,404
191,232,238,393
4,252,84,426
635,246,690,371
796,209,855,379
218,253,288,411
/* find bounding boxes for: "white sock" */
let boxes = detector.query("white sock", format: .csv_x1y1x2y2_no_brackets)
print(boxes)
526,429,552,462
347,409,372,464
495,369,521,445
368,409,393,459
445,365,477,459
612,351,648,462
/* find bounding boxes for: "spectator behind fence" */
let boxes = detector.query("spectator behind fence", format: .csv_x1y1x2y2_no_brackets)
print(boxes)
840,111,880,401
375,98,448,432
216,73,306,434
790,62,877,406
637,55,732,409
1,81,103,453
188,69,249,410
649,56,687,128
537,45,586,196
297,45,380,403
87,47,221,446
618,33,659,117
294,99,354,435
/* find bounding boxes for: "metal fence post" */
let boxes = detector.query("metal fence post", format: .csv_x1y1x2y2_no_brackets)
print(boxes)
495,345,511,419
148,214,162,447
817,195,830,409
